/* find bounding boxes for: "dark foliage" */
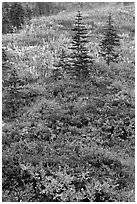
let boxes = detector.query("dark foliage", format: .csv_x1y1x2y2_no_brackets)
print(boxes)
2,3,12,33
99,13,120,65
34,2,53,16
2,4,135,202
9,3,25,30
69,11,93,80
24,4,32,20
2,2,32,34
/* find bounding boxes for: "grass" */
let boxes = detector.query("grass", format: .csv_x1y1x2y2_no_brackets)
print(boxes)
3,5,134,82
2,2,135,202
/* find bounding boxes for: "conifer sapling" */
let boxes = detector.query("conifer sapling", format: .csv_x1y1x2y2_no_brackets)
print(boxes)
99,13,120,65
69,11,93,80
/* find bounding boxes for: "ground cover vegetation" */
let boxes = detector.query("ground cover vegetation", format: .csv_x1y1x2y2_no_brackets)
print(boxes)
2,2,135,202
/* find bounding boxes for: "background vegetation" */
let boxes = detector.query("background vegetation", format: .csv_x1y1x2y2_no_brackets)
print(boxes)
2,2,135,202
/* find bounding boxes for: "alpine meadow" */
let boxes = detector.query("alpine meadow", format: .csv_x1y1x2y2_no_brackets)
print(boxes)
2,2,135,202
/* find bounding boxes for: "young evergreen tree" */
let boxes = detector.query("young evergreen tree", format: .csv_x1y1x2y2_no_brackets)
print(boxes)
69,11,93,81
99,13,120,65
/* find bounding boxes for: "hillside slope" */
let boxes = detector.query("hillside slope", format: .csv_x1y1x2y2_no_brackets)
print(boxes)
2,3,135,202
